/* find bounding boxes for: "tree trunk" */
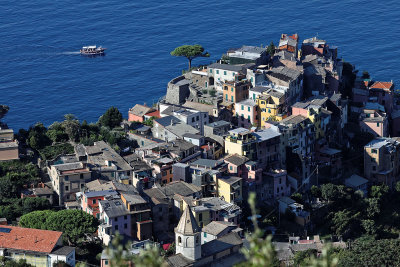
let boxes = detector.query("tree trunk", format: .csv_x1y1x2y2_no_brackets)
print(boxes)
188,58,192,70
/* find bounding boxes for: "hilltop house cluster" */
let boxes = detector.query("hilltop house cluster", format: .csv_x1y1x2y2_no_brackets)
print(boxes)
1,33,399,267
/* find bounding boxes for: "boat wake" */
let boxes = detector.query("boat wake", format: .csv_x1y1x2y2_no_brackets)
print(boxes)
61,51,81,55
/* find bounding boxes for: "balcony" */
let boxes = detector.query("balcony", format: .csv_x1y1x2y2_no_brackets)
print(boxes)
231,184,241,190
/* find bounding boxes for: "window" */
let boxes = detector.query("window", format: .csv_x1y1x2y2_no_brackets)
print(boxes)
80,174,83,179
377,122,380,127
92,199,96,204
230,166,233,170
225,94,228,100
224,71,227,75
192,117,195,123
65,186,69,191
115,225,118,231
204,232,207,237
371,149,377,154
159,207,162,212
115,217,118,222
248,107,250,112
204,113,207,118
231,96,234,102
124,215,127,220
241,105,244,110
251,77,253,83
209,69,212,73
372,166,376,171
248,115,251,121
64,176,69,181
124,223,127,229
231,87,233,92
233,72,235,76
199,213,203,221
205,82,208,88
196,116,199,121
105,260,109,265
216,70,219,74
178,236,182,244
268,109,271,113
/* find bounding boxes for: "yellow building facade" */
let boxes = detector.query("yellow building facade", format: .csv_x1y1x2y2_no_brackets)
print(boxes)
224,128,257,160
256,90,287,128
217,176,243,205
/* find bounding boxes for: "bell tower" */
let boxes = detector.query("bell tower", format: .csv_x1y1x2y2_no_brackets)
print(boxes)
174,205,201,261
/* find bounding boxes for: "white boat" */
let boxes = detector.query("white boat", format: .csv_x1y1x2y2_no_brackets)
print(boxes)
80,45,106,55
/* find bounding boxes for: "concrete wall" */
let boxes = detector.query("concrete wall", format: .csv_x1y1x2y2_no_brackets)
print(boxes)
0,146,19,161
173,163,190,182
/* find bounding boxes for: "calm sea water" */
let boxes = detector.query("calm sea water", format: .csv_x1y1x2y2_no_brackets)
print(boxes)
1,0,400,130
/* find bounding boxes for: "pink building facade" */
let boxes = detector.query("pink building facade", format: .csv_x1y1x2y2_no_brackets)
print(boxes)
359,108,388,137
291,106,309,117
264,169,291,200
360,119,388,137
235,99,257,128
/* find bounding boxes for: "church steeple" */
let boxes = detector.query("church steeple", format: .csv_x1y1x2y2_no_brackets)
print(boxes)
176,205,201,235
175,205,202,261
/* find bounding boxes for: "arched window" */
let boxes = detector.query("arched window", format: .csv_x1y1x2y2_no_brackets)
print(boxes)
178,236,182,244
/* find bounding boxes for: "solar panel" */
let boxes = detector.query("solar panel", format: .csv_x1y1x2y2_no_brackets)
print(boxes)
0,227,11,233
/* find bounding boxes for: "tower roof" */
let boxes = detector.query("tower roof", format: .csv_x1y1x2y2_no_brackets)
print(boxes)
175,206,200,235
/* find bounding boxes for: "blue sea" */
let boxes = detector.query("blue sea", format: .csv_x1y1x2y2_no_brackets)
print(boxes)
1,0,400,130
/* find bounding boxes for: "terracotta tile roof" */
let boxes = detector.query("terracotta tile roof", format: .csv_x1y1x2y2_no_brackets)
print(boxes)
0,226,62,253
145,110,161,118
370,81,393,90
